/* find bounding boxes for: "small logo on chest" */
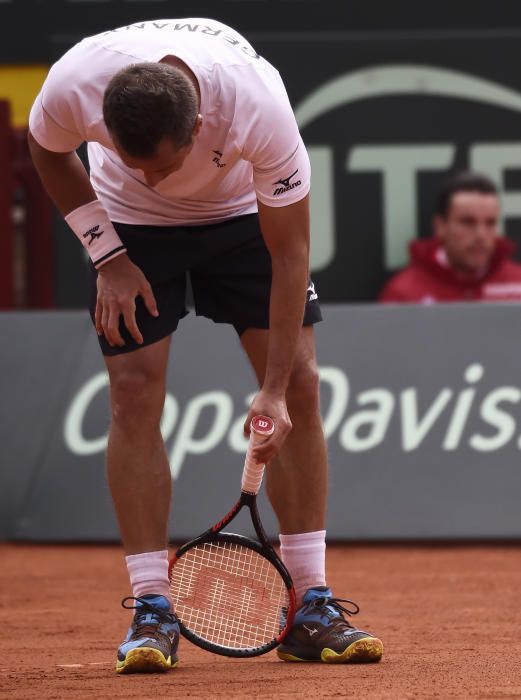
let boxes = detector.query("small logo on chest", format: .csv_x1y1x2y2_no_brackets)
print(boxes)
212,150,226,168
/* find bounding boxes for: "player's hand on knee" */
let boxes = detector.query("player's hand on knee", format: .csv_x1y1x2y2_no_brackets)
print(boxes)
96,254,159,346
244,393,292,464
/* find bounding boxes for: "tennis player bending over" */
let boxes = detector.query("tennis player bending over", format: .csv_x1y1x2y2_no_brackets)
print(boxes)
28,18,383,672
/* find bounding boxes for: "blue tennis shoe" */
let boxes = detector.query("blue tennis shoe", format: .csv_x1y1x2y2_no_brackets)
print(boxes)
277,586,383,663
116,594,180,674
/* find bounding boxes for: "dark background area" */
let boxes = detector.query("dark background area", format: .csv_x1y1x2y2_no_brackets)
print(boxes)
4,0,521,64
3,1,521,305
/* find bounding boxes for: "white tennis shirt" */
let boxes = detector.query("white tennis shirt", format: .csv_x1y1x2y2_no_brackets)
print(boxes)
29,18,311,226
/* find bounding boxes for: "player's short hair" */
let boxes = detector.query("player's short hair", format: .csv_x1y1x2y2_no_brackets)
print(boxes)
435,171,498,218
103,62,199,158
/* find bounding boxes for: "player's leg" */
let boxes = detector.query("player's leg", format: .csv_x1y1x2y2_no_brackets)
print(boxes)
104,338,180,675
241,327,383,664
192,214,328,599
105,337,172,556
88,223,188,674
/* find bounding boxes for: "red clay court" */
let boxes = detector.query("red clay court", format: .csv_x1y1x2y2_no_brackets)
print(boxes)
1,543,519,699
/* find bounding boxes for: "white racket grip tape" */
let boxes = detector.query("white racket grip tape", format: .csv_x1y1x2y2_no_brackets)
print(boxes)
241,415,275,495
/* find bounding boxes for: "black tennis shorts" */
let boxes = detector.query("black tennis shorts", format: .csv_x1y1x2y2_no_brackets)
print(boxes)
89,213,322,356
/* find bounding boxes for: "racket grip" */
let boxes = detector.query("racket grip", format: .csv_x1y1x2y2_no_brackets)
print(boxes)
241,415,275,495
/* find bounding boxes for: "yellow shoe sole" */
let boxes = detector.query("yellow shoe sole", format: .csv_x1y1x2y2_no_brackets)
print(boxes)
277,636,384,664
116,647,179,674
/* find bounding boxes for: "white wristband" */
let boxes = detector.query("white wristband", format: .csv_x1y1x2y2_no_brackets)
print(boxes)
65,200,127,269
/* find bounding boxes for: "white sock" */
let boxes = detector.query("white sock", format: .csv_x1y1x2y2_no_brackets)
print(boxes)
125,550,171,602
279,530,327,605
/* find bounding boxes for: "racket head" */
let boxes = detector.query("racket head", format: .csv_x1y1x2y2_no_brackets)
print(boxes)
169,532,296,657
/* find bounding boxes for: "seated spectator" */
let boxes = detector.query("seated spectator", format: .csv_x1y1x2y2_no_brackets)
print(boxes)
379,171,521,303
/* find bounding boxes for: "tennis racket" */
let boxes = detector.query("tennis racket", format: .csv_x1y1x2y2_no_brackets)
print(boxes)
168,415,296,657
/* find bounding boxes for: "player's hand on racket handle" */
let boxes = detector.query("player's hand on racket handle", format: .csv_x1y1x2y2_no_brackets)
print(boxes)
244,391,292,463
95,253,159,347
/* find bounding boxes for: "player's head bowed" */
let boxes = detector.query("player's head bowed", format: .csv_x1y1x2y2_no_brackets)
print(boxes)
103,62,199,159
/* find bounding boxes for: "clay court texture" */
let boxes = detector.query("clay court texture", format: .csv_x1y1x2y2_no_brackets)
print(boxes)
1,543,519,699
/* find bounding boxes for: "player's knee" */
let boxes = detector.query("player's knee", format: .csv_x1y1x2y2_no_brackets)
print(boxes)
110,370,164,428
286,361,320,416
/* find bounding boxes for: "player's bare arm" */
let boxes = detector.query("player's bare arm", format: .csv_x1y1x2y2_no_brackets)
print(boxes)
27,131,96,213
246,194,310,464
27,131,158,347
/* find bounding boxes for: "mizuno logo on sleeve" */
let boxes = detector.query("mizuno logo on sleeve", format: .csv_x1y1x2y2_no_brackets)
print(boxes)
273,169,301,195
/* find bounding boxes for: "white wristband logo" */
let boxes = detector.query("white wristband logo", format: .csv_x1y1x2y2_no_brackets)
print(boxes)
83,225,104,247
65,200,127,269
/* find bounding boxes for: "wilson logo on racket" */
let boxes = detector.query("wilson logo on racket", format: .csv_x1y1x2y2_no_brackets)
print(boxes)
181,566,269,625
251,415,275,435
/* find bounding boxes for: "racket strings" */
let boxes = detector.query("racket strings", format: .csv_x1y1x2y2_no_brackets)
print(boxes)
170,541,289,650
